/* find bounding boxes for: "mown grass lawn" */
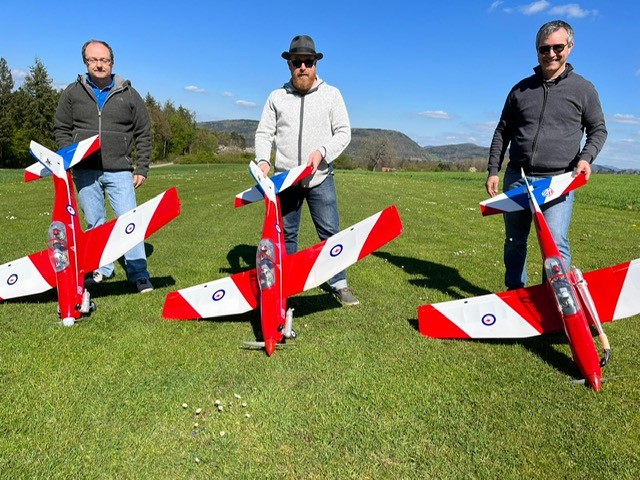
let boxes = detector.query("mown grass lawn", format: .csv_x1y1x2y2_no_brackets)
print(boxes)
1,165,639,479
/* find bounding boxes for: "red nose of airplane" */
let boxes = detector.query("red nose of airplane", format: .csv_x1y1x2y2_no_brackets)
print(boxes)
586,374,602,391
265,338,277,356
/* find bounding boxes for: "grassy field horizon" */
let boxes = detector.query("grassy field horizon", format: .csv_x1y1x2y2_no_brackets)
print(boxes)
1,165,638,478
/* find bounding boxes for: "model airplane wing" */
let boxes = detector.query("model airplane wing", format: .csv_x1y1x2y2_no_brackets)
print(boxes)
81,187,181,272
418,257,640,339
234,163,312,207
0,250,56,301
25,135,100,182
283,205,403,296
163,270,259,320
480,171,587,216
163,205,403,320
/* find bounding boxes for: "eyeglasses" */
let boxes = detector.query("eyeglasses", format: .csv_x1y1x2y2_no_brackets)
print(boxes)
85,58,112,65
290,58,316,68
537,44,567,55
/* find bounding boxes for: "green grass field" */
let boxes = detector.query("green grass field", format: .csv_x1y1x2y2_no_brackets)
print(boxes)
1,165,639,479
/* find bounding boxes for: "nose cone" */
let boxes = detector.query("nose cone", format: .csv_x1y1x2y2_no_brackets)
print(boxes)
586,374,602,391
265,338,277,356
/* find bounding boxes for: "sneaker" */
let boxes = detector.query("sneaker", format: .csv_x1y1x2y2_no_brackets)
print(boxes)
135,278,154,293
85,270,114,287
332,287,360,306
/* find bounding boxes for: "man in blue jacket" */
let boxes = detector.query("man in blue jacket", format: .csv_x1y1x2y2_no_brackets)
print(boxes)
486,20,607,290
54,39,154,293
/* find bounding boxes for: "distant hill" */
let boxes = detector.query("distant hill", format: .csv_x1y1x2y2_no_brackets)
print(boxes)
198,120,487,163
423,143,489,162
198,120,640,173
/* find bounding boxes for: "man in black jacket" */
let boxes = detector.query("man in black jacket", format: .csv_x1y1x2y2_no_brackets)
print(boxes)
486,20,607,290
54,39,154,293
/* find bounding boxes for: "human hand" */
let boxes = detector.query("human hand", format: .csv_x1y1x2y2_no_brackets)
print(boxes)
574,159,591,181
133,174,146,189
307,150,324,173
486,175,500,197
257,161,271,177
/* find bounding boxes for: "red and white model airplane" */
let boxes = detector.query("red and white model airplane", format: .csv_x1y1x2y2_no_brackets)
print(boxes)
418,171,640,390
163,160,403,355
0,136,181,326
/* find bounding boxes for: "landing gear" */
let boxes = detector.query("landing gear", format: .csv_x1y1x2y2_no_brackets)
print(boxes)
282,308,296,339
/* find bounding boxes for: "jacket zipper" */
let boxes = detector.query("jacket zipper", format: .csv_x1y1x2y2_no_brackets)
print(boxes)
530,82,549,170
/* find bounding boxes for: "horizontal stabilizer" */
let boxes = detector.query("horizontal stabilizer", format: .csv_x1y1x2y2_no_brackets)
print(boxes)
234,163,312,207
480,171,587,216
26,136,100,182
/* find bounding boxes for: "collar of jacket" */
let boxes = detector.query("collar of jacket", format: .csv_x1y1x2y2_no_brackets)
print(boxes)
533,62,574,84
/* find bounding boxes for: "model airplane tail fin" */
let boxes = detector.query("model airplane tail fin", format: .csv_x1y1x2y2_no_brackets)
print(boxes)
25,135,100,182
480,171,587,216
234,162,313,207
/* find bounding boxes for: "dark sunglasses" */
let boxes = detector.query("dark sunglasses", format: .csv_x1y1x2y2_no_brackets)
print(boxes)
290,58,316,68
537,43,567,55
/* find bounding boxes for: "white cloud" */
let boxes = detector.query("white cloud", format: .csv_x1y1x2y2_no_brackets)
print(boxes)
418,110,454,120
610,114,640,125
235,100,258,108
222,91,235,97
520,0,549,15
549,4,596,18
185,85,205,93
489,1,503,11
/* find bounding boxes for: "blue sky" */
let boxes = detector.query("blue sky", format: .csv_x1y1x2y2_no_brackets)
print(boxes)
2,0,639,169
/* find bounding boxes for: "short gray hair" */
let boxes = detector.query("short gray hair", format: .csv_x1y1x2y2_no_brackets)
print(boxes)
536,20,574,48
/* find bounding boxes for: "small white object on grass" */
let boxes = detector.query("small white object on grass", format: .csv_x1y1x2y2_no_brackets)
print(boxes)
62,318,75,327
182,403,188,409
195,407,202,415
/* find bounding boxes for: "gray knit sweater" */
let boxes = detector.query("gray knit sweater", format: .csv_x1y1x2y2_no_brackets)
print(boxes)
255,77,351,188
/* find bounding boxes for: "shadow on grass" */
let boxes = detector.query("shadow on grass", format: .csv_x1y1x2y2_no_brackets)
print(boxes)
373,251,491,298
221,244,256,274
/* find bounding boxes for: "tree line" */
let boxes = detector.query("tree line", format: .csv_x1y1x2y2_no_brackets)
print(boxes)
0,57,246,169
1,57,493,173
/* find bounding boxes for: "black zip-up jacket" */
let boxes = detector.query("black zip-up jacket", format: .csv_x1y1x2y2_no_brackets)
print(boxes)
54,74,152,177
488,64,607,177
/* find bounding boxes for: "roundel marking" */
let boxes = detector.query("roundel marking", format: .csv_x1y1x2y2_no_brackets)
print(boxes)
329,244,344,257
66,205,76,216
125,223,136,234
275,223,282,234
7,273,18,286
542,187,554,197
212,289,226,301
481,313,497,326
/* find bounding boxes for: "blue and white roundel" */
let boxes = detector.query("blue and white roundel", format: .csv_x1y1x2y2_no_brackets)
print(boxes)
66,205,76,216
329,244,343,257
481,313,496,326
212,289,225,301
125,223,136,234
275,223,282,234
7,273,18,286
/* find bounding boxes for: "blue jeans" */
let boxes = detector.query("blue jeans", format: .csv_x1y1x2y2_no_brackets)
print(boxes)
503,168,574,289
73,169,149,283
279,173,347,290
